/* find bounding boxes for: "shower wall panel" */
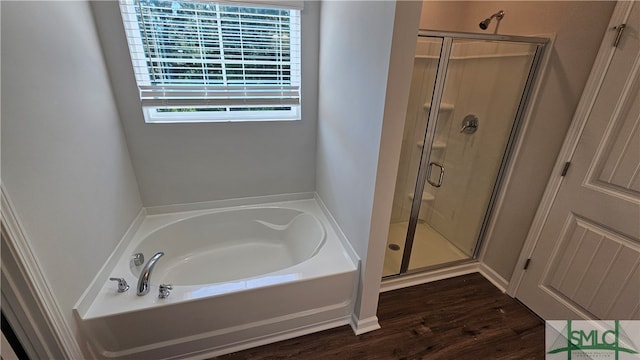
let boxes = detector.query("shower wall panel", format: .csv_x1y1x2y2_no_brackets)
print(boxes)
427,42,535,254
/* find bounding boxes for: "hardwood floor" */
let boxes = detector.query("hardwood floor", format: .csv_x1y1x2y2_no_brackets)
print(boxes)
218,273,545,359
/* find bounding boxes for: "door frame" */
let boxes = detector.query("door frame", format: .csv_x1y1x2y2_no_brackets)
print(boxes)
509,1,635,298
1,185,82,359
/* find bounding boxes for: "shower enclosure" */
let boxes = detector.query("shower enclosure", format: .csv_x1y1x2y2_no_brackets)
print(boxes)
384,31,547,277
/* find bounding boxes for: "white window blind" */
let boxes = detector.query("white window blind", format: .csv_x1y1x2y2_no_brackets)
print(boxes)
119,0,301,122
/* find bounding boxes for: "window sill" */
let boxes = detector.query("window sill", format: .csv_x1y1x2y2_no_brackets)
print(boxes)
142,107,301,124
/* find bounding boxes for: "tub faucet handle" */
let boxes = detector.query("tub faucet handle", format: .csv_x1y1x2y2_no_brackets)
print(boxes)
132,253,145,267
109,277,130,293
159,284,173,299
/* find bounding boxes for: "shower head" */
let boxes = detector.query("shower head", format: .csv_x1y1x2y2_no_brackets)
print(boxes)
479,18,491,30
479,10,504,30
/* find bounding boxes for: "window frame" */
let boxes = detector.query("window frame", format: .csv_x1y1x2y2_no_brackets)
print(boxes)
119,0,302,123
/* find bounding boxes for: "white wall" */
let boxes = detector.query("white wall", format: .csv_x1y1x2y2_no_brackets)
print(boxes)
317,0,422,326
91,1,320,207
1,0,142,352
417,1,616,281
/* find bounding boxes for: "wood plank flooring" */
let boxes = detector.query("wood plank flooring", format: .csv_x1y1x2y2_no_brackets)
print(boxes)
218,273,545,359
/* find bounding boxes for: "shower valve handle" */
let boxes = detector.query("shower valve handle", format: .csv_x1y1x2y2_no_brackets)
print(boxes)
460,114,479,134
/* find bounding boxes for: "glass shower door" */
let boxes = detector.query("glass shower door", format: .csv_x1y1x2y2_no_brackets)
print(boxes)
383,37,443,276
384,34,546,276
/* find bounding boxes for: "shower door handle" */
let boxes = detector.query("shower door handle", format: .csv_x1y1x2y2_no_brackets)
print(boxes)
427,162,445,188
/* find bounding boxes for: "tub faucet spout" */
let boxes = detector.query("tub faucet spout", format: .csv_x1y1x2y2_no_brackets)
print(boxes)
137,251,164,296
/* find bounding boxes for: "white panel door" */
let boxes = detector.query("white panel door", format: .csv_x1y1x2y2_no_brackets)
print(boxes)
516,2,640,320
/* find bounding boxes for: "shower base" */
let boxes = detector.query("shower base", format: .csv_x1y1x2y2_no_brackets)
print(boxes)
383,221,467,276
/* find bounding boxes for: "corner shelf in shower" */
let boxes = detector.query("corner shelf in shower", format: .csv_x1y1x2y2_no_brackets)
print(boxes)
408,192,435,202
417,102,453,152
423,102,454,111
416,140,446,149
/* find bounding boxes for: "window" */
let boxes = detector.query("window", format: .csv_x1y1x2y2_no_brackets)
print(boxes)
119,0,301,123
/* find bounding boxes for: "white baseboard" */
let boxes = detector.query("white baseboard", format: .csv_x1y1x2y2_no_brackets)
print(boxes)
478,263,509,293
379,262,480,293
349,314,381,335
379,262,510,295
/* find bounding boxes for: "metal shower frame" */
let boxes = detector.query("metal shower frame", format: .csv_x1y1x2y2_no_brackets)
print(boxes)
396,30,549,275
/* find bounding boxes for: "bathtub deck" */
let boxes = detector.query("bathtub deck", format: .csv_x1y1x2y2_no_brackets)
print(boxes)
219,273,544,359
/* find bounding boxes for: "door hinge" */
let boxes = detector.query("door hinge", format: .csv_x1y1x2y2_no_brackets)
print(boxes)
561,162,571,177
523,258,531,270
613,24,626,48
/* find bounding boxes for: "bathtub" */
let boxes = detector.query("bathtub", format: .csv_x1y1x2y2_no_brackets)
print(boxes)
74,197,359,359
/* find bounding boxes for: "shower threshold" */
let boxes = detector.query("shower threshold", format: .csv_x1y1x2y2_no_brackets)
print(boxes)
383,221,468,277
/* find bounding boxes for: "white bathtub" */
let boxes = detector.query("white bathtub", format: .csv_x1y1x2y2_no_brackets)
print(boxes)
74,197,359,359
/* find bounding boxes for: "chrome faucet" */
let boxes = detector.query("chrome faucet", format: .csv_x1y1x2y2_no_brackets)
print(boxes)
136,251,164,296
